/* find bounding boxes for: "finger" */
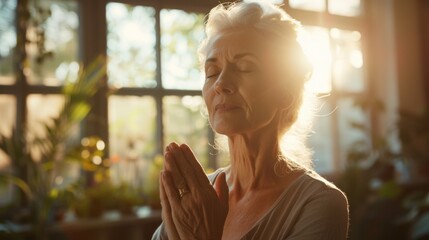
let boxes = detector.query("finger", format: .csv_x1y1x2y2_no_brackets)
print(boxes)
168,142,202,189
160,173,180,239
214,172,229,211
162,170,181,208
180,144,211,186
164,149,187,189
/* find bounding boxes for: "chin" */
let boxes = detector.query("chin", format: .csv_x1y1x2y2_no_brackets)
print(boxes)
212,120,248,136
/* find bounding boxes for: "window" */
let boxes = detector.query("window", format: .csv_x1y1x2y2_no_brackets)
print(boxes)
103,2,217,186
1,0,369,177
286,0,368,173
0,0,80,168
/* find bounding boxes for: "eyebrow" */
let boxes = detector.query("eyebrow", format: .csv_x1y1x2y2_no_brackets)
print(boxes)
205,52,257,65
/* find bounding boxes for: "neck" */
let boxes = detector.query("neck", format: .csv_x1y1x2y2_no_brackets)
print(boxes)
226,124,282,196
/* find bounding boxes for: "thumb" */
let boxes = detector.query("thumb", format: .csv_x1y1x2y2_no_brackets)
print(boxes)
214,172,229,210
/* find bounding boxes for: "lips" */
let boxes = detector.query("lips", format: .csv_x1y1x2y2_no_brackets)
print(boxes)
215,103,241,112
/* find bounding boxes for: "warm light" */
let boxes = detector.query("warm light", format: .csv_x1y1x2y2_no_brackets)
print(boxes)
54,176,64,185
298,27,332,94
81,137,90,147
350,49,363,68
92,156,103,165
96,140,106,151
81,149,90,159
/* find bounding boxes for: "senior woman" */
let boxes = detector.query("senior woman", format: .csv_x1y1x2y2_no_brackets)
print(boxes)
152,1,349,239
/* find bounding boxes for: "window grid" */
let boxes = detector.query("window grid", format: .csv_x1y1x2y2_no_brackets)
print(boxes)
283,0,370,173
0,0,370,174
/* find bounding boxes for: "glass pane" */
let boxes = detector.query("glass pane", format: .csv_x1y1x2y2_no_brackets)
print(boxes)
0,95,16,171
328,0,361,17
0,0,17,85
163,96,209,168
27,1,79,85
289,0,325,12
161,9,205,90
337,98,369,168
299,26,332,94
108,96,157,189
0,95,16,137
308,100,334,173
27,94,65,138
331,28,364,92
109,96,157,160
106,3,156,88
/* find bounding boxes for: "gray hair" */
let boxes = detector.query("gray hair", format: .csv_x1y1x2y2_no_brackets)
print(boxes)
199,1,315,169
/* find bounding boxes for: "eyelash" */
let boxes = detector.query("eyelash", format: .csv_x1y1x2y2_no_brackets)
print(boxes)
206,74,217,80
205,62,257,80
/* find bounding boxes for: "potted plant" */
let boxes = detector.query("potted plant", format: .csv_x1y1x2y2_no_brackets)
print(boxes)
0,56,106,240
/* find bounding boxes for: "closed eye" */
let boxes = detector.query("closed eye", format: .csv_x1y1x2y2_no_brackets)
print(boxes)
206,73,219,79
205,65,221,80
235,60,259,73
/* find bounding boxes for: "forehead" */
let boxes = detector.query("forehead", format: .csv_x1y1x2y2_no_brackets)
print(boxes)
206,28,271,59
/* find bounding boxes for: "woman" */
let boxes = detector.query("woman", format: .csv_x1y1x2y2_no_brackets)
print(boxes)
152,1,349,239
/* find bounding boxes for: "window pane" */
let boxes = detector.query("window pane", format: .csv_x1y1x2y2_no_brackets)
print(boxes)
106,3,156,88
328,0,361,17
337,98,369,168
289,0,325,12
0,0,17,85
163,96,209,167
161,9,205,90
0,95,16,171
108,96,157,161
27,94,65,137
299,26,332,94
0,95,16,137
308,100,335,173
108,96,157,190
331,28,364,92
27,1,79,86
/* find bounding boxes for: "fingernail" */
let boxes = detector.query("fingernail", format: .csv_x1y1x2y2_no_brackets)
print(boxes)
171,142,179,149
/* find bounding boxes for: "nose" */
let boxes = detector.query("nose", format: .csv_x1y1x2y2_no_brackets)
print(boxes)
214,70,236,95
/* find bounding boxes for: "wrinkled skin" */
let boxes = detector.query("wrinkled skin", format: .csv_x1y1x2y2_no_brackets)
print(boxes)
160,142,229,240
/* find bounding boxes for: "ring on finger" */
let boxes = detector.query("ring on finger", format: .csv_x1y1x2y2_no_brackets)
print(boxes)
178,187,189,198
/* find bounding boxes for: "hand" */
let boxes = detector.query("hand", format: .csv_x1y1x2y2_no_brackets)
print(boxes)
160,142,229,240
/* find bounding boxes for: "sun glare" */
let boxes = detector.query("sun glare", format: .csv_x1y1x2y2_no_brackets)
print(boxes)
298,27,332,94
298,26,363,95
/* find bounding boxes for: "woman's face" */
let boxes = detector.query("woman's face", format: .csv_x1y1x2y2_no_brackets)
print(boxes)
202,29,288,136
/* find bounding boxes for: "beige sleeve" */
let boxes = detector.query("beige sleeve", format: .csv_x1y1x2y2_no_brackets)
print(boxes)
286,188,349,240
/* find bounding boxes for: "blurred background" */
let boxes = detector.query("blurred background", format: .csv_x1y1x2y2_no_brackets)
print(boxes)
0,0,428,239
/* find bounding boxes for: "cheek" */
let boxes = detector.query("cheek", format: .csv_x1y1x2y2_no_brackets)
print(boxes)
240,81,280,121
202,83,215,115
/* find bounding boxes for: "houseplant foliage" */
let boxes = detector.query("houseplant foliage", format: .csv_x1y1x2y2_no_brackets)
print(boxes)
0,56,106,239
336,100,429,240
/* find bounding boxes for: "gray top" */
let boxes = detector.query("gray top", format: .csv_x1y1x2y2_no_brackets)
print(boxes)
152,168,349,240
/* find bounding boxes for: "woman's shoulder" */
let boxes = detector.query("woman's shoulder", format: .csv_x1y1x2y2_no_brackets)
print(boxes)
291,170,348,203
284,170,349,238
287,171,348,214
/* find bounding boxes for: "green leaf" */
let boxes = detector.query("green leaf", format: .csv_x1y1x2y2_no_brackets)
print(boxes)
0,173,33,200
